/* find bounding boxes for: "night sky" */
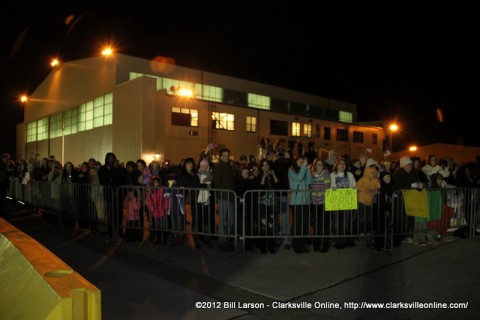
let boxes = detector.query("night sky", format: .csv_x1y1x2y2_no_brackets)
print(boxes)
2,1,479,158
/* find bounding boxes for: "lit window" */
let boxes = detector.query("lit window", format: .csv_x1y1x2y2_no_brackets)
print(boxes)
246,116,257,132
248,93,270,110
26,121,37,143
163,78,195,95
304,123,312,138
37,118,48,141
212,112,235,130
172,107,198,127
104,93,113,125
78,101,94,132
339,111,353,123
64,109,78,136
292,122,300,136
195,84,223,102
93,96,104,128
49,114,63,138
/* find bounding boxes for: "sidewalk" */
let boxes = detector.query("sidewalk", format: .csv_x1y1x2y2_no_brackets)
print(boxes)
3,201,480,320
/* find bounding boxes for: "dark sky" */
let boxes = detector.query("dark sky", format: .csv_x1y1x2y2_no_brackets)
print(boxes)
2,1,479,157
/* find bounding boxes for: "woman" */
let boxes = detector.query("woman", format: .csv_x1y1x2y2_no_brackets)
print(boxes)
310,158,331,252
60,161,78,227
179,157,202,249
288,156,313,254
330,158,357,249
76,162,93,229
257,159,281,253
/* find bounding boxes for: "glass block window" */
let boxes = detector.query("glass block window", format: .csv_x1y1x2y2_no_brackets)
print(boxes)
195,84,223,102
49,114,63,138
248,93,270,110
26,121,37,143
37,118,48,141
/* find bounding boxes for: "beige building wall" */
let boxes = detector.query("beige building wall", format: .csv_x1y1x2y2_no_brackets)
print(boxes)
17,54,387,165
24,57,117,122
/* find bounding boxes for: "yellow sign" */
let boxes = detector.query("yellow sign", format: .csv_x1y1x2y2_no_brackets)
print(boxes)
401,189,429,218
325,188,358,211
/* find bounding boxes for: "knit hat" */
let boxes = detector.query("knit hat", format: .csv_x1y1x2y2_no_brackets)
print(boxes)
366,158,378,168
400,156,412,168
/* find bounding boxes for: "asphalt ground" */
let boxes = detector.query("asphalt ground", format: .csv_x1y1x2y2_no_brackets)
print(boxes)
2,200,480,320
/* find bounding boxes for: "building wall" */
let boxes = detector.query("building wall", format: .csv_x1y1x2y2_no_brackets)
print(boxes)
18,54,385,165
24,57,117,123
144,90,385,164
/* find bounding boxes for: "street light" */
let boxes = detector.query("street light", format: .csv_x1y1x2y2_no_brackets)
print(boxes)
389,123,398,153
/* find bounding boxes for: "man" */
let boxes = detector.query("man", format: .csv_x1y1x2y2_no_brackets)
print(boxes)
212,148,237,251
393,156,423,245
0,154,11,217
98,152,126,240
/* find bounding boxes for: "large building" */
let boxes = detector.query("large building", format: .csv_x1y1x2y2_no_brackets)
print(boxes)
18,54,386,165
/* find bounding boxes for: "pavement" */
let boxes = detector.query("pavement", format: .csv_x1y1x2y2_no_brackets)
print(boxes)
2,200,480,320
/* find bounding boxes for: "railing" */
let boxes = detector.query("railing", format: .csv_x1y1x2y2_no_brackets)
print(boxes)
6,179,479,253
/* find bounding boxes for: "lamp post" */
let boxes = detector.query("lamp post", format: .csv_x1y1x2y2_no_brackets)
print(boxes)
389,123,398,153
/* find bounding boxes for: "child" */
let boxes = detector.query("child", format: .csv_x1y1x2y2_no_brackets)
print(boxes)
356,165,381,237
123,189,141,242
164,174,185,246
146,176,168,244
375,170,394,251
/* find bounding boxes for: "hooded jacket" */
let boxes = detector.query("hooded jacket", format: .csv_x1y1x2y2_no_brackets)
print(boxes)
356,166,381,206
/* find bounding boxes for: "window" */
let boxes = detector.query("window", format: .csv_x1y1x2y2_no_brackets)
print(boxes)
353,131,364,143
49,114,63,138
339,111,353,123
246,116,257,132
324,127,331,140
64,109,78,136
195,84,223,102
372,133,378,145
162,78,195,95
248,93,270,110
315,124,321,138
104,93,113,125
270,120,288,136
336,128,349,142
78,101,94,132
26,121,37,143
223,89,247,106
172,107,198,127
292,122,300,136
304,123,312,138
93,96,105,128
37,118,48,141
212,112,234,130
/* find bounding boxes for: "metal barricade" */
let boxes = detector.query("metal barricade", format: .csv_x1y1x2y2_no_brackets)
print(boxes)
390,187,480,247
7,176,480,253
241,189,388,252
114,186,238,249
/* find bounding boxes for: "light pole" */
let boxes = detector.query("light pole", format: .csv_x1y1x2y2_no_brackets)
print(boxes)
389,123,398,153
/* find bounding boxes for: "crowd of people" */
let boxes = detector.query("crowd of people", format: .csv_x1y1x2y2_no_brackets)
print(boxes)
1,142,479,255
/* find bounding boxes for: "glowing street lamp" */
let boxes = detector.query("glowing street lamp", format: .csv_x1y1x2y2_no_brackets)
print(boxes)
389,123,398,153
